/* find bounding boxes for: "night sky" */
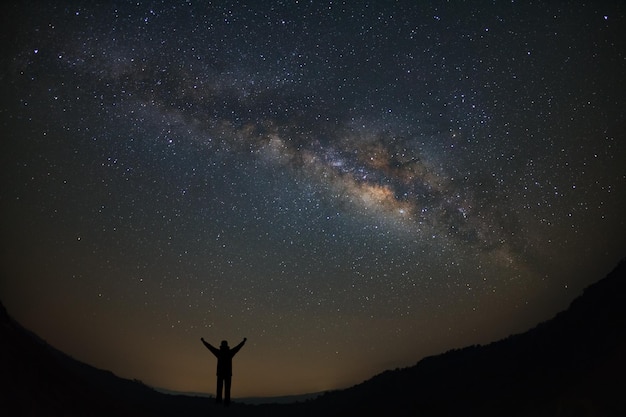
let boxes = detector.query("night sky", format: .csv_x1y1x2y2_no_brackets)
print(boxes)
1,1,625,398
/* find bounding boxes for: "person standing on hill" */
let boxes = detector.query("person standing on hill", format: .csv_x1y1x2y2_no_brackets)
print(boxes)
201,337,247,406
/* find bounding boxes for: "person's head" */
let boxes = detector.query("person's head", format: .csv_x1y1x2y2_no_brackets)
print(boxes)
220,340,229,349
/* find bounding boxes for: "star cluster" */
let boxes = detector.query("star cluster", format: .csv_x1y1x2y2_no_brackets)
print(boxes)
1,1,625,397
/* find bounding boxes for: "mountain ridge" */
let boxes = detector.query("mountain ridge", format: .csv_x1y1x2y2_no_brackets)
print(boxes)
2,258,625,416
297,258,626,416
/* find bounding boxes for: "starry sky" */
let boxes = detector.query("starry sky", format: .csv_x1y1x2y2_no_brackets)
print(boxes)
1,0,625,398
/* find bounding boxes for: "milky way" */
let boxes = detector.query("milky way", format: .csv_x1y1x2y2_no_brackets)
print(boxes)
1,1,625,397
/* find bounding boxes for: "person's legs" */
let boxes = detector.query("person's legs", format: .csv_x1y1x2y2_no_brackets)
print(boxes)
216,375,224,403
224,377,232,405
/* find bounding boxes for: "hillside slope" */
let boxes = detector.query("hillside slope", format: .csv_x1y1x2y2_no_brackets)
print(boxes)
0,302,210,416
2,259,625,416
294,259,626,416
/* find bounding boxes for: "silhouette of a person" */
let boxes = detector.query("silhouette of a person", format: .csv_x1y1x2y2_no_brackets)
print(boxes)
201,337,246,406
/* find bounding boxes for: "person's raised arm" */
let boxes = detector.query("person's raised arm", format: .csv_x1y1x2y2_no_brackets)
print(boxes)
201,337,219,356
231,337,247,355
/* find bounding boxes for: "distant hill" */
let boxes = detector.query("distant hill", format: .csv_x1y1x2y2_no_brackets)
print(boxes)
2,259,625,416
0,300,212,416
288,258,626,417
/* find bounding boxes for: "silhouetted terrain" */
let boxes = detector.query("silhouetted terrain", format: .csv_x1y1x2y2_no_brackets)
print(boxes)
0,300,210,416
2,259,625,416
290,258,626,417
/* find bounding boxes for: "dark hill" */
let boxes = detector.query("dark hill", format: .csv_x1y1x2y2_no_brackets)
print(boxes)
290,258,626,417
0,302,212,416
2,259,625,416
